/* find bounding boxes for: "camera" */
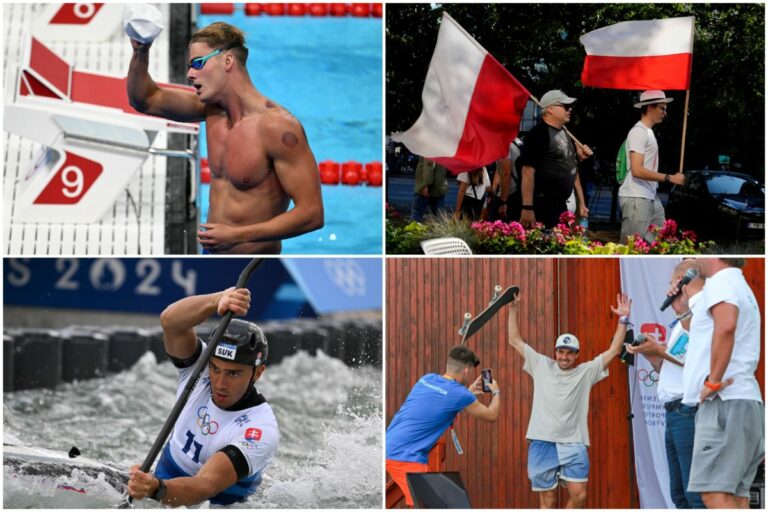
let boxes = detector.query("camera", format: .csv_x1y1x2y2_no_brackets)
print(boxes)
619,330,635,365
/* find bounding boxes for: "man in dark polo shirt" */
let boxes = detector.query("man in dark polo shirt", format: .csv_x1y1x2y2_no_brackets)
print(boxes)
517,90,592,228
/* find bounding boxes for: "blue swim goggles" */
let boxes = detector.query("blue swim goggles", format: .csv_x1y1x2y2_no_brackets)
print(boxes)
189,48,224,70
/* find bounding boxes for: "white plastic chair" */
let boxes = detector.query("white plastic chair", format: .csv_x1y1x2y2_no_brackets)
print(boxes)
420,237,473,255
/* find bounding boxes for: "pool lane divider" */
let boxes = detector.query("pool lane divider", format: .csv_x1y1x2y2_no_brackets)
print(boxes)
3,316,381,391
199,158,382,186
200,3,383,18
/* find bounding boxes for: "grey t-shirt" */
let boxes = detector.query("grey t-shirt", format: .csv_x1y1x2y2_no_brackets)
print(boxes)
523,343,608,445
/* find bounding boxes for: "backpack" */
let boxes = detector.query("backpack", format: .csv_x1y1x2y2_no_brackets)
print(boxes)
616,139,628,184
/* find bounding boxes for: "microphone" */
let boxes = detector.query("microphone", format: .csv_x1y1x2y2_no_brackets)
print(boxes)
631,334,646,346
660,268,698,312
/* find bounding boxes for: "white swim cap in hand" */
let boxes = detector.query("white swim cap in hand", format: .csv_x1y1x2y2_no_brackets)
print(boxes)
123,4,164,44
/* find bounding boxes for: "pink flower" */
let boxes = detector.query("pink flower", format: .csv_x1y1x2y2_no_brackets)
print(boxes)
559,211,576,226
555,223,572,236
508,222,526,240
663,219,678,233
630,236,650,254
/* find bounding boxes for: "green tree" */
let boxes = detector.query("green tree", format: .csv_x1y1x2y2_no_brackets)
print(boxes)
386,3,765,175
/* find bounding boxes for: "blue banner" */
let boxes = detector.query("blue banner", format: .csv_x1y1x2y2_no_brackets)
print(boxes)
282,258,382,314
4,258,380,319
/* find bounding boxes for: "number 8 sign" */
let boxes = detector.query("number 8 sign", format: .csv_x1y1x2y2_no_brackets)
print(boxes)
34,151,102,204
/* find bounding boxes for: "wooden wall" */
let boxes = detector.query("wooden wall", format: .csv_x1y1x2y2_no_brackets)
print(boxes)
386,257,765,509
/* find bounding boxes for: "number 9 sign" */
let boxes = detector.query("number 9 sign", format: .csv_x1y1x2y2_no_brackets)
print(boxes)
34,151,103,205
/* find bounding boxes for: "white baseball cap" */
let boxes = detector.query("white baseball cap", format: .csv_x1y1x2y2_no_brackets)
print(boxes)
540,90,577,109
555,333,580,352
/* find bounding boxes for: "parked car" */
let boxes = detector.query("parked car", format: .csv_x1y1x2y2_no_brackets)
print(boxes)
666,170,765,242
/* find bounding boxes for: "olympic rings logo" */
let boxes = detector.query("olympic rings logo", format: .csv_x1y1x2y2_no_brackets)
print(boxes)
197,406,219,435
637,369,660,388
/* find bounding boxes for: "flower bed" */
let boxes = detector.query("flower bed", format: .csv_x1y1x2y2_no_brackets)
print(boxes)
386,207,713,255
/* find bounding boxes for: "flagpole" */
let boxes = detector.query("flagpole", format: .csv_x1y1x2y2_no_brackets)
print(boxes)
678,17,695,174
678,89,691,173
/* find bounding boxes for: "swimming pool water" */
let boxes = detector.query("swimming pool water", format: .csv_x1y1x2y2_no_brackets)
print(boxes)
201,183,381,253
197,10,383,254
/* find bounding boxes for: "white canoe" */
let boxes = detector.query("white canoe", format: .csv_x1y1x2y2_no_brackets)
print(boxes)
3,443,128,508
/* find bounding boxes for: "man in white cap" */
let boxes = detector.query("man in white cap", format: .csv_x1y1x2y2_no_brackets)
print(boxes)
516,90,593,229
618,90,685,243
507,292,631,508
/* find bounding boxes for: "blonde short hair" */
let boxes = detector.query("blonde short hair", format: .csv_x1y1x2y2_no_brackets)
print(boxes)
190,22,248,66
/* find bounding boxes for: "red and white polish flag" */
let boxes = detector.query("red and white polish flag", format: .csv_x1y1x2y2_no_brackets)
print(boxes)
580,16,694,90
391,13,530,174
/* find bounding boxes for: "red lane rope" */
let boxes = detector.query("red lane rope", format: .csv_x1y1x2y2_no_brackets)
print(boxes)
201,158,382,187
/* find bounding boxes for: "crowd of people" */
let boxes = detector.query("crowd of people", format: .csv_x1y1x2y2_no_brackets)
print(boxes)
386,258,764,508
395,88,695,244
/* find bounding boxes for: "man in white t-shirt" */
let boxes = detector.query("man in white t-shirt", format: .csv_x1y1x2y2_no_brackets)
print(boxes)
679,258,764,509
618,90,685,243
507,291,631,508
626,259,705,508
127,287,279,506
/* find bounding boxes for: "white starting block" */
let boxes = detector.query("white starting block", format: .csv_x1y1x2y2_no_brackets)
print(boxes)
4,36,199,224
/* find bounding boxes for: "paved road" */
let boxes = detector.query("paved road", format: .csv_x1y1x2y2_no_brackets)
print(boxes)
385,175,669,223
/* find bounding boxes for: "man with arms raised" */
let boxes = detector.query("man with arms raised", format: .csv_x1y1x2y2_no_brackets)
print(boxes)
127,287,278,506
508,292,631,508
385,345,501,507
128,22,323,254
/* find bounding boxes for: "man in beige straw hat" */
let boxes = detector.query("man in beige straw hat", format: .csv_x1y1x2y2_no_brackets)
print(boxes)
618,90,685,243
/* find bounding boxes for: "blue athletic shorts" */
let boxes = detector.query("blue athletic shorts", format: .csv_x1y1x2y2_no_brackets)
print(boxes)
528,440,590,491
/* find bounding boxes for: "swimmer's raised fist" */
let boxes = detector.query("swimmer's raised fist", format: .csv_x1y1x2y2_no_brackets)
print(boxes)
130,38,152,52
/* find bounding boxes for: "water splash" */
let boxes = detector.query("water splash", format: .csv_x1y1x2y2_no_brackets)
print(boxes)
4,351,382,508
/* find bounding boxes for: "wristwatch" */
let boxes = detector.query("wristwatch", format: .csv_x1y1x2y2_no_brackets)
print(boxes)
521,205,534,211
150,478,167,501
664,174,670,183
492,390,501,397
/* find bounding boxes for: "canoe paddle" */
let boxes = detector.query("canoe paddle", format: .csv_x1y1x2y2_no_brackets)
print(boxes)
119,258,264,508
